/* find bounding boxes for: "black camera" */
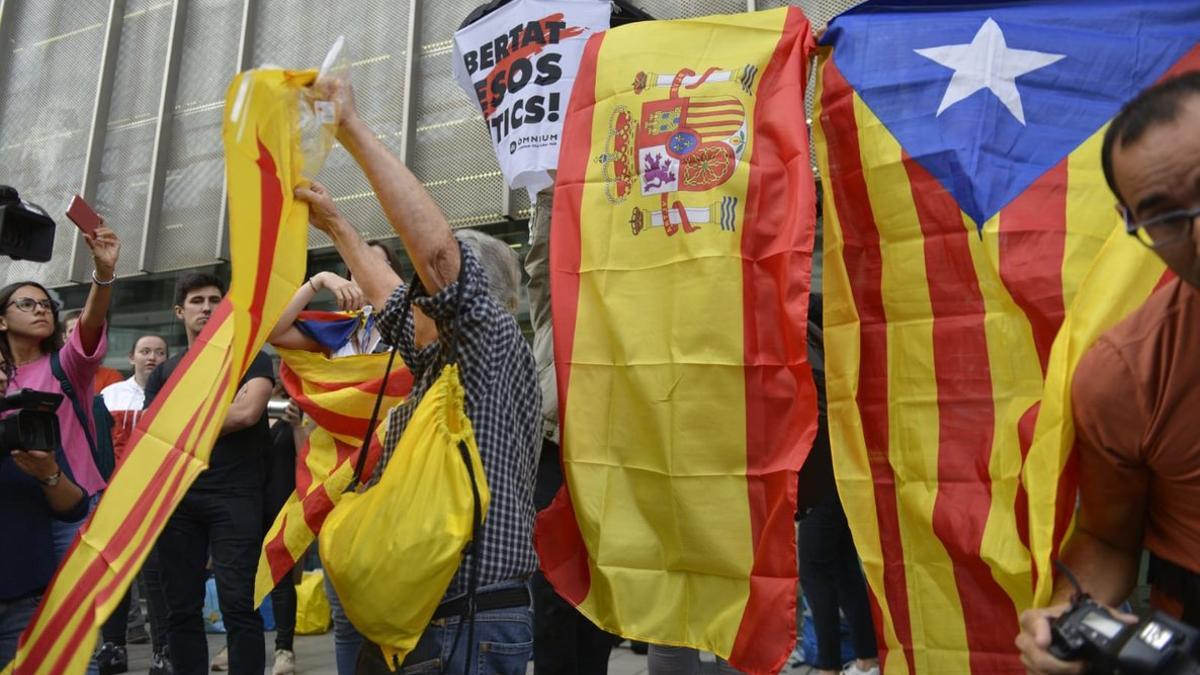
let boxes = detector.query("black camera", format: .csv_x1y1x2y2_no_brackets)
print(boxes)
0,186,56,262
1051,592,1200,674
0,388,64,455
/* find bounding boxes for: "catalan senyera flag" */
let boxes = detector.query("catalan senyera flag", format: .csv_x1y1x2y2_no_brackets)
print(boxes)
1025,235,1170,610
814,2,1199,673
538,8,817,673
3,68,315,674
254,327,412,603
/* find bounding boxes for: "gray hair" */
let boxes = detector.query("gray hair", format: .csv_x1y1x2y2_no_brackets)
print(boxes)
455,229,521,314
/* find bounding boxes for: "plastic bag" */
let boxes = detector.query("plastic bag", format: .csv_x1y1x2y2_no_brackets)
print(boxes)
295,570,332,635
297,36,349,179
320,364,490,668
203,577,225,634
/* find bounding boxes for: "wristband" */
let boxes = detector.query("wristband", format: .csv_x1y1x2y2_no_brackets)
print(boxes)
92,270,116,286
40,470,62,487
308,277,318,292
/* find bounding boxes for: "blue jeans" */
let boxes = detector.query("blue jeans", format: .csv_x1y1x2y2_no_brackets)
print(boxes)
51,492,100,561
357,580,534,674
0,595,40,664
324,574,363,675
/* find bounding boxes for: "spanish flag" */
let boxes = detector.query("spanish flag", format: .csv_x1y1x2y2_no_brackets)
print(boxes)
3,68,313,674
254,330,412,603
814,2,1199,673
537,8,817,673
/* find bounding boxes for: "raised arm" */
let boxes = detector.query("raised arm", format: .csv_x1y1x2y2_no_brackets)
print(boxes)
294,182,402,309
319,78,460,294
268,270,365,351
76,225,121,355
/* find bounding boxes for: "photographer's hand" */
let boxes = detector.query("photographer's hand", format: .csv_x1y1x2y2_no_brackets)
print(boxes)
1017,604,1086,675
12,450,86,515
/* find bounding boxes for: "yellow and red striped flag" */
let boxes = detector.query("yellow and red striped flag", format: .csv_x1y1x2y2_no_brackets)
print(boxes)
814,2,1199,673
537,8,817,673
3,68,314,674
1025,239,1171,608
255,338,412,603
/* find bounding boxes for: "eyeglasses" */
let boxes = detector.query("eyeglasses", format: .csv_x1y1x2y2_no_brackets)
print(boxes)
1122,205,1200,249
6,298,60,313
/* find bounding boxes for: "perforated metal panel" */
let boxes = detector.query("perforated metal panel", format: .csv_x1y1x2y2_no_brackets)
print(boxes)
637,0,750,19
0,0,108,287
150,0,240,273
253,0,410,248
411,0,508,230
757,0,864,26
95,0,172,278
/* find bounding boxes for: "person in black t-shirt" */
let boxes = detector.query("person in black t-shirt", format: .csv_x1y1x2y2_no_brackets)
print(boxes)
144,272,274,675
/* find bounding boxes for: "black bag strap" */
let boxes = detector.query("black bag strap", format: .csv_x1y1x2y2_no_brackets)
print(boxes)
348,344,399,489
348,267,467,488
49,351,99,459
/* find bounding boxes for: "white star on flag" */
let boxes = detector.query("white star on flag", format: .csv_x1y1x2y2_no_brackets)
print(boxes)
915,18,1065,125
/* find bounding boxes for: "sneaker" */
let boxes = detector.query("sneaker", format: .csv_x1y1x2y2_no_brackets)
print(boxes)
149,647,173,675
95,642,128,675
271,649,296,675
787,644,806,668
841,663,880,675
210,646,228,672
125,624,151,645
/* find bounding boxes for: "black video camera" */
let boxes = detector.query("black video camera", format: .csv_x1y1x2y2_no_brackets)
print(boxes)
1050,564,1200,674
0,389,64,455
0,186,56,262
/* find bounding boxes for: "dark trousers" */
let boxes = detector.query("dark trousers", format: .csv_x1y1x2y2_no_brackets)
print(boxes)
533,439,615,675
157,489,264,675
100,548,169,652
798,496,878,670
269,574,296,651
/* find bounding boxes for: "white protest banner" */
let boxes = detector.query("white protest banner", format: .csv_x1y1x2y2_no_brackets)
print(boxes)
453,0,610,197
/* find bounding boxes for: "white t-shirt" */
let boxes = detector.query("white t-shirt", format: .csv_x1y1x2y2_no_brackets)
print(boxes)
101,376,145,462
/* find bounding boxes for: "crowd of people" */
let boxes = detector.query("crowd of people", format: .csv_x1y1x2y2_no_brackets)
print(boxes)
0,32,1196,675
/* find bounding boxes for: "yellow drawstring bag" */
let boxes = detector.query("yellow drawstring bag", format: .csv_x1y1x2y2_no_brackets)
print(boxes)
319,362,489,668
294,570,332,635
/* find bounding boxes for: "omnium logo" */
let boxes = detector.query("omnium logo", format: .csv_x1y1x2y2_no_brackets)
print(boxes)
509,133,559,154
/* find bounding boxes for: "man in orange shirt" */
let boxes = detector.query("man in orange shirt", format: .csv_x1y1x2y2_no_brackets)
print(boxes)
1017,72,1200,674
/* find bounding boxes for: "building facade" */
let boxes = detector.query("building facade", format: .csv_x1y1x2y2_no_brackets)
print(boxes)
0,0,858,368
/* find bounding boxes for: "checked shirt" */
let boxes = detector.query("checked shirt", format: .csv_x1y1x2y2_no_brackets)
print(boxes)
371,242,541,598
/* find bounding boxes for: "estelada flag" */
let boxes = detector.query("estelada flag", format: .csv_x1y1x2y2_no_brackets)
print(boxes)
538,8,817,673
254,317,412,603
814,2,1199,673
4,68,313,674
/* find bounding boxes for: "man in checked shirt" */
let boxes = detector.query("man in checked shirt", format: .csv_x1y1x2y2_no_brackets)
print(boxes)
294,77,540,674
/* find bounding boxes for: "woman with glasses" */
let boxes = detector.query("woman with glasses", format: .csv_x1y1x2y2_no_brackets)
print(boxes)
0,223,120,562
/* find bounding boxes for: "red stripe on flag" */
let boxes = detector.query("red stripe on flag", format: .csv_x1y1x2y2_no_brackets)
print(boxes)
1161,44,1200,80
301,485,337,532
999,161,1067,373
24,372,232,668
728,9,815,675
904,154,1023,673
1015,403,1040,559
266,513,299,582
819,59,916,675
241,137,285,367
536,29,605,607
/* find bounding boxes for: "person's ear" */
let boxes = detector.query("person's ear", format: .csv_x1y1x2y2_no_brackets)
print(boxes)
174,304,184,321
